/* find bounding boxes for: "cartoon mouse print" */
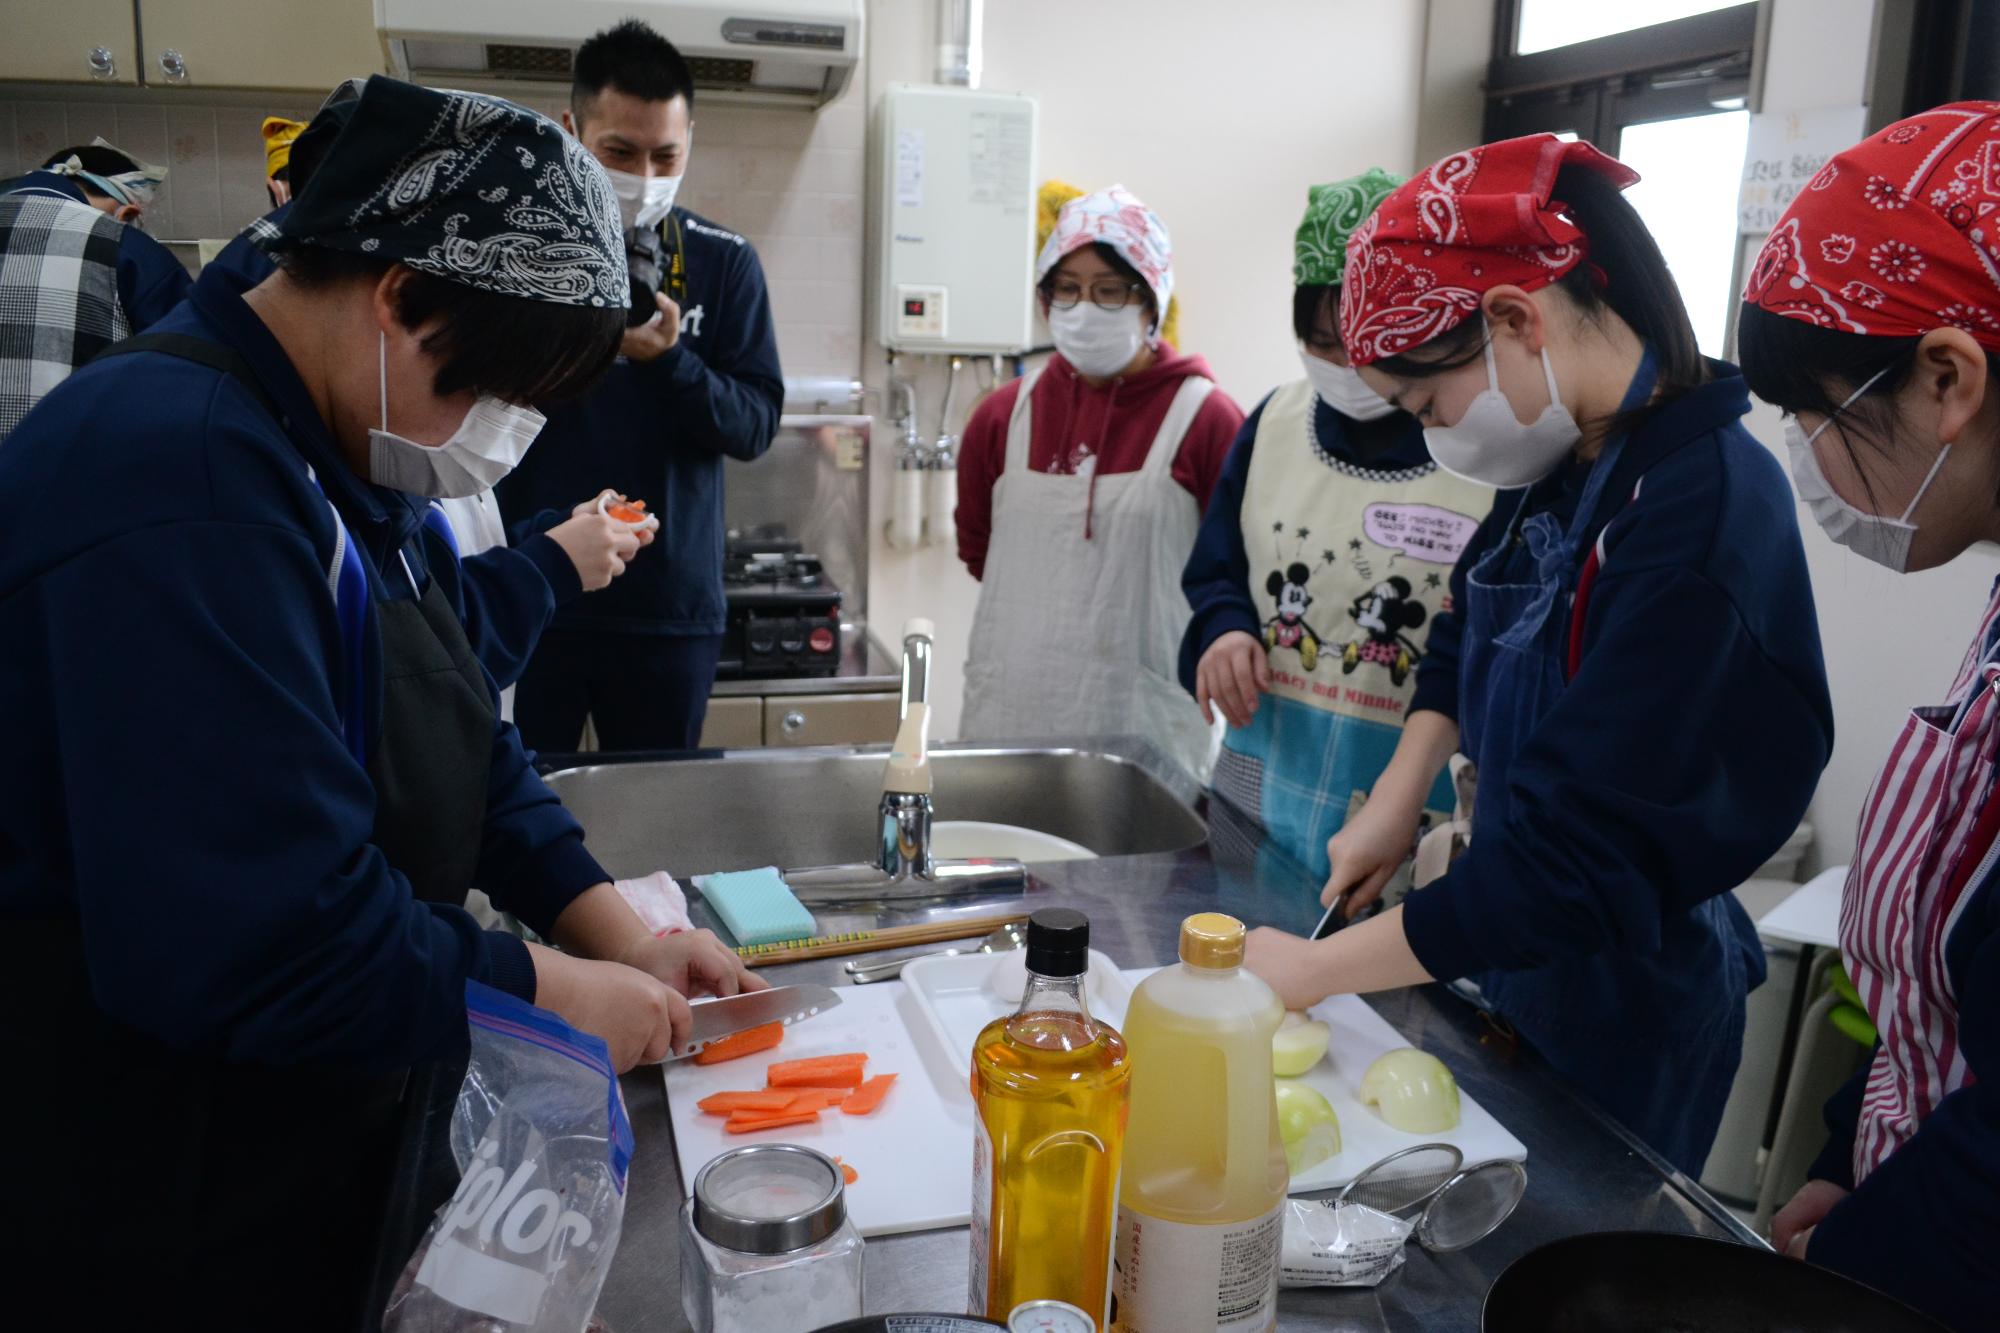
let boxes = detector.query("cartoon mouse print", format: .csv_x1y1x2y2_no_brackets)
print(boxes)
1263,563,1325,671
1342,577,1428,686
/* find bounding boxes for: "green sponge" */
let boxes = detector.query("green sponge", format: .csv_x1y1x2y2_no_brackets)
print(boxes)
691,866,816,947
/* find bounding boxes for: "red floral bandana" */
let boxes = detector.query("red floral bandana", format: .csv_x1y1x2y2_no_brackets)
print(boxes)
1744,101,2000,351
1339,134,1639,366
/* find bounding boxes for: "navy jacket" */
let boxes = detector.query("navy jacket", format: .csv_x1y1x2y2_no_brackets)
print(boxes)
0,265,611,1071
498,205,784,637
208,204,586,692
1804,625,2000,1332
2,170,190,330
1399,366,1834,986
1179,393,1435,690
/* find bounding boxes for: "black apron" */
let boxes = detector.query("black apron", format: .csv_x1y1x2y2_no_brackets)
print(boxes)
9,335,496,1332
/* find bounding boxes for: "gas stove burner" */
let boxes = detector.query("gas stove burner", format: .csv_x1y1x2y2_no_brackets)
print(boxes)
723,552,826,588
725,524,803,559
719,538,844,680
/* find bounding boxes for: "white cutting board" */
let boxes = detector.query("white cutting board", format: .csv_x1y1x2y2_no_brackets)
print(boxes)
663,967,1527,1239
902,960,1525,1196
663,981,979,1239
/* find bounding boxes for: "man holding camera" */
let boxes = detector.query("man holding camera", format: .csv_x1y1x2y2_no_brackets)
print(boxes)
500,18,784,754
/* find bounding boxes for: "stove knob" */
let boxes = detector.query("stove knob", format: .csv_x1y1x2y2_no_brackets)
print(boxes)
748,628,777,652
809,626,836,654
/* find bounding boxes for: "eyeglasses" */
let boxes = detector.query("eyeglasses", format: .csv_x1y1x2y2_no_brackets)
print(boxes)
1045,277,1147,312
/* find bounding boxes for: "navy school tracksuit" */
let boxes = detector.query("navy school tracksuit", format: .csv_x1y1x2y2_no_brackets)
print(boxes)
498,205,784,754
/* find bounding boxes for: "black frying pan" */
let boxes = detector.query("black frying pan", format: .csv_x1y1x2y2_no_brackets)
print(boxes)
1483,1232,1951,1333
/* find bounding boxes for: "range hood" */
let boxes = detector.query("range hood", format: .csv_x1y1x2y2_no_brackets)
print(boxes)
376,0,862,110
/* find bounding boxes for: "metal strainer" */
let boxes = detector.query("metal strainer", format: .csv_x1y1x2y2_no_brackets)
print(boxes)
1413,1158,1528,1253
1335,1143,1464,1214
1337,1145,1529,1255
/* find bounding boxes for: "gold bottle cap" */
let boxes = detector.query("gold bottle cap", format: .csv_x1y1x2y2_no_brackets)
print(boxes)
1179,912,1246,969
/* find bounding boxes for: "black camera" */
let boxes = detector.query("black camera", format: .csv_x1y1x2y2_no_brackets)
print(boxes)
625,225,663,328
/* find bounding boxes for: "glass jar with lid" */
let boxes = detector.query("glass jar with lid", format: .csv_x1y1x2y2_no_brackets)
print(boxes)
679,1143,865,1333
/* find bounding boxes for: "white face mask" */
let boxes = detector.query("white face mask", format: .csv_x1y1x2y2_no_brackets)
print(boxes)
1300,348,1397,421
1049,302,1148,379
1786,365,1950,573
367,333,546,499
604,163,684,230
1421,321,1580,489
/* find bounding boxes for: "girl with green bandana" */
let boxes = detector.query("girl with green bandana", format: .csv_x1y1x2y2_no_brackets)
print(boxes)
1179,170,1493,888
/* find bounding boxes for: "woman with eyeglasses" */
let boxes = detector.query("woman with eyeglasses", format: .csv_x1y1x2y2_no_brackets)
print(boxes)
957,185,1244,778
1736,104,2000,1333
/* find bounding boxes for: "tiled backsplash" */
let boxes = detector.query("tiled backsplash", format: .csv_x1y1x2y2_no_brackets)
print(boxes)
0,89,867,378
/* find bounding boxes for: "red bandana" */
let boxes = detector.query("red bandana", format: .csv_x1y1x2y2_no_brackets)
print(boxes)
1339,134,1639,367
1744,101,2000,351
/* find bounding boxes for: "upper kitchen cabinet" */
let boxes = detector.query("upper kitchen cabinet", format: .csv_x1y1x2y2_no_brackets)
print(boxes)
139,0,387,92
0,2,140,85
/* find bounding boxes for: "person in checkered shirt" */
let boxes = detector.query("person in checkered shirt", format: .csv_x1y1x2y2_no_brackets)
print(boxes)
0,141,191,440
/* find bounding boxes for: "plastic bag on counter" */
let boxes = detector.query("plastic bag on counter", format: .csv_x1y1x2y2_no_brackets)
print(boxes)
1277,1198,1414,1288
384,981,634,1333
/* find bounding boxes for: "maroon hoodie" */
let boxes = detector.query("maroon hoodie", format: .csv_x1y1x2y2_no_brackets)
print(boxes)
955,344,1244,580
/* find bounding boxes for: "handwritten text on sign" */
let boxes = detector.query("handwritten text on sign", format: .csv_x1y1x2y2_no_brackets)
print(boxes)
1738,105,1868,235
1362,503,1481,564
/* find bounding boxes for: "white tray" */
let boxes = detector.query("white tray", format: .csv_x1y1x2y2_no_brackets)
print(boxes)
901,947,1134,1084
901,958,1527,1194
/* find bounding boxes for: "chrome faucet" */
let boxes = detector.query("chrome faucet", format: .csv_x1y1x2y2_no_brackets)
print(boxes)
784,620,1027,903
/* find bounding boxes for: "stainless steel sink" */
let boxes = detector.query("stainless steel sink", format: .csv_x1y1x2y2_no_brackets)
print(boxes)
545,744,1208,880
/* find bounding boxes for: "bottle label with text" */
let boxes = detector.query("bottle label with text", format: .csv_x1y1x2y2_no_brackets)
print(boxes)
1110,1203,1283,1333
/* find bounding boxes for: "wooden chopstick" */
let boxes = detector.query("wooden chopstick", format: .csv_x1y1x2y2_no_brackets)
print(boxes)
733,912,1028,967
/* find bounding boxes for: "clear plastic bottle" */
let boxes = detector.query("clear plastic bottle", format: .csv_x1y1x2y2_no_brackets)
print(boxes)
1111,913,1288,1333
970,908,1130,1327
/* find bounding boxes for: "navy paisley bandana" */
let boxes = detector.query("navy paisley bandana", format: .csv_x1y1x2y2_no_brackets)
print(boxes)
253,75,625,310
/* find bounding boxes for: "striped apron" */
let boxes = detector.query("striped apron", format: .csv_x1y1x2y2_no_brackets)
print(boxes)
1842,581,2000,1180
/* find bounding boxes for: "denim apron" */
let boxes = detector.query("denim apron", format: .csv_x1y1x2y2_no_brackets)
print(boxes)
1453,355,1760,1175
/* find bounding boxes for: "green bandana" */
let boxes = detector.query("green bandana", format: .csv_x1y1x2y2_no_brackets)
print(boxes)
1294,168,1403,287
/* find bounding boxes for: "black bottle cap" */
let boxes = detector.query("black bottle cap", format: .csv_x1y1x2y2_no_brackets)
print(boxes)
1025,907,1090,978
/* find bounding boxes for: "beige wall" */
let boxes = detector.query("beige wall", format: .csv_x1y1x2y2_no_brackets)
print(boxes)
1412,0,1495,172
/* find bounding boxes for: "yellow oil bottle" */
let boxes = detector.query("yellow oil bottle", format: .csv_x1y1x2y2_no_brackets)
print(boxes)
970,908,1130,1327
1111,913,1288,1333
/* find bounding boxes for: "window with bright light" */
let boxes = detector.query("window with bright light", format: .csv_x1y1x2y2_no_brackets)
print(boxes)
1616,110,1752,357
1516,0,1743,54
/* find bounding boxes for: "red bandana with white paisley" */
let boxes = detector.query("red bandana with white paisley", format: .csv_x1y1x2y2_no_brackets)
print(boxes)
1744,101,2000,351
1339,134,1639,367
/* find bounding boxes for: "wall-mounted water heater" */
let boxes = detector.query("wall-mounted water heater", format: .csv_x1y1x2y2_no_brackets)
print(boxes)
873,82,1038,354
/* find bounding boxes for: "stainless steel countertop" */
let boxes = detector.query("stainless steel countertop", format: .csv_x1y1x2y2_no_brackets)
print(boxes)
708,622,900,698
593,740,1761,1332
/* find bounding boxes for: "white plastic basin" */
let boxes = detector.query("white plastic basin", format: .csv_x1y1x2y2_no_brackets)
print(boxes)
929,820,1098,863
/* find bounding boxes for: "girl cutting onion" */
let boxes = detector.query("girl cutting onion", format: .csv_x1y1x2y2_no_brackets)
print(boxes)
1245,134,1834,1175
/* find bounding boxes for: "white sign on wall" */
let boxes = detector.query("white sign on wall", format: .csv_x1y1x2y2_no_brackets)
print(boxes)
1738,104,1870,235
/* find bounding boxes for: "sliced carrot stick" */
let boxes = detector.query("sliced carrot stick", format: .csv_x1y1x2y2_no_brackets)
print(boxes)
696,1089,798,1116
766,1054,868,1088
840,1073,898,1116
834,1157,859,1185
692,1021,786,1066
725,1109,822,1134
782,1089,851,1113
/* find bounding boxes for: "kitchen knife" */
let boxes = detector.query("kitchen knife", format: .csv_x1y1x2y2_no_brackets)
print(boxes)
665,983,843,1062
